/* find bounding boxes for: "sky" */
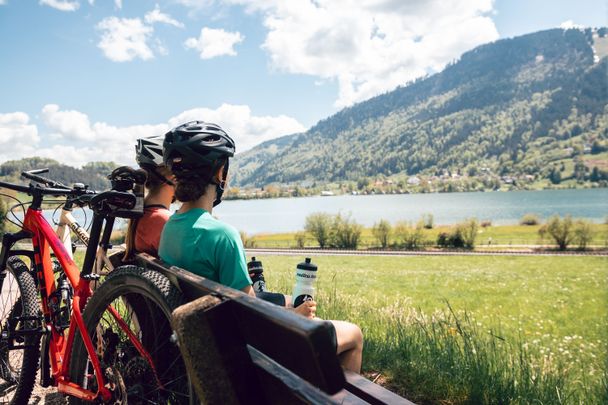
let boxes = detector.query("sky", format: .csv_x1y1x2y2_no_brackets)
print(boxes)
0,0,605,167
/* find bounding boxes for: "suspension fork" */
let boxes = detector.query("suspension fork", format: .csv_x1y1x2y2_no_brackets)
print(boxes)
0,231,34,291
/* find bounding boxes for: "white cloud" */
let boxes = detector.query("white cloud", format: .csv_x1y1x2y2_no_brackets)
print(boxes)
185,27,244,59
114,0,122,9
0,112,40,162
560,20,584,30
96,16,154,62
0,1,7,5
0,104,304,167
168,103,306,151
39,0,80,12
145,5,184,28
96,6,184,62
42,104,95,141
216,0,498,107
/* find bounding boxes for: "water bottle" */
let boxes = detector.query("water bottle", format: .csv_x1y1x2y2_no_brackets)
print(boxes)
292,257,317,308
247,257,267,292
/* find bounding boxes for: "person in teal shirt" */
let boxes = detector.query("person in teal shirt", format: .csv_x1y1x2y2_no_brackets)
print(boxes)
160,208,251,291
159,121,362,373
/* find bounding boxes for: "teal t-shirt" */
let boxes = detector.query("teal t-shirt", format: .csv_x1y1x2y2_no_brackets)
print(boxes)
158,208,252,291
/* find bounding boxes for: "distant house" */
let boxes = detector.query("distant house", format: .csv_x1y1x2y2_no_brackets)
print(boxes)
407,176,421,185
321,190,334,196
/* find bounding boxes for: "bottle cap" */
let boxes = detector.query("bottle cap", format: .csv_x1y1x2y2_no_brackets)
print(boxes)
247,257,263,273
297,257,317,271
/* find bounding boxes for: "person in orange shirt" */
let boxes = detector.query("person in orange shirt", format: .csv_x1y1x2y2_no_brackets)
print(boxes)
123,136,175,259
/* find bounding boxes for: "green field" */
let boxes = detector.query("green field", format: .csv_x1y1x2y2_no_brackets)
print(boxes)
254,255,608,403
248,223,608,249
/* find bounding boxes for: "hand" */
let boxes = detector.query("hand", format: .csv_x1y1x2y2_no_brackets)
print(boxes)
294,300,316,319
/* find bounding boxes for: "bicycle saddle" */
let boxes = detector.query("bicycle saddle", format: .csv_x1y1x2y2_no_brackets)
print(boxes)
89,190,140,218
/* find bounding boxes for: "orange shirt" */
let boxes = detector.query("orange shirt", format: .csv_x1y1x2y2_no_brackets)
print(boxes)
135,206,171,257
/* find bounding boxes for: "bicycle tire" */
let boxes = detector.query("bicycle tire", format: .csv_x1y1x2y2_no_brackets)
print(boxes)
0,256,41,405
69,265,195,404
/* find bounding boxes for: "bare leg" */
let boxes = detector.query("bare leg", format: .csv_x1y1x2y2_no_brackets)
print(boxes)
330,320,363,373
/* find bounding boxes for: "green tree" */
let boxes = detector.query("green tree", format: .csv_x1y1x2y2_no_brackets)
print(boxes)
573,219,593,250
294,231,307,248
520,213,540,226
549,167,561,184
304,212,333,248
329,214,362,249
540,215,574,250
573,159,587,182
394,221,425,249
457,218,479,249
372,219,392,248
357,178,370,191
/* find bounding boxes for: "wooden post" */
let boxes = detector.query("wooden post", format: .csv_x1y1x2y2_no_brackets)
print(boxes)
171,295,263,404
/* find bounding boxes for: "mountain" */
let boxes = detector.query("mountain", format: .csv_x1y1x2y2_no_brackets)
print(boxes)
232,28,608,188
0,158,118,191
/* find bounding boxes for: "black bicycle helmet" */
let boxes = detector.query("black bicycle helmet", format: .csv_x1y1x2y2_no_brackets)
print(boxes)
164,121,235,206
163,121,235,174
136,135,164,168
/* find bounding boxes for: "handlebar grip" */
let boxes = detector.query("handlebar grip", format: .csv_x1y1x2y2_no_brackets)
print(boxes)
27,168,49,175
21,169,70,190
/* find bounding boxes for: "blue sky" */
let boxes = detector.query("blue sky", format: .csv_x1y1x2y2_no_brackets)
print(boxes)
0,0,605,166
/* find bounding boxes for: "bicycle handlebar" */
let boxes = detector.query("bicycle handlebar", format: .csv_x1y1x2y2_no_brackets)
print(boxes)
21,169,71,190
0,179,91,196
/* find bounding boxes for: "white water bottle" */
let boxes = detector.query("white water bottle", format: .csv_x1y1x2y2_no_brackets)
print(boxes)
292,258,317,307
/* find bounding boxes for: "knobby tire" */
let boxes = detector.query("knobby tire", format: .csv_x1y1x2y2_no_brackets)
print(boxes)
69,265,194,404
0,256,41,405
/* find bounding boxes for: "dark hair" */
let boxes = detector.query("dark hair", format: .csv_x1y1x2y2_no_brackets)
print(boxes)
174,170,215,202
123,166,173,261
142,165,172,189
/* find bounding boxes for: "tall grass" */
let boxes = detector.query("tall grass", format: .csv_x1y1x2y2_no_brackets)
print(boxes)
260,255,608,404
317,291,605,404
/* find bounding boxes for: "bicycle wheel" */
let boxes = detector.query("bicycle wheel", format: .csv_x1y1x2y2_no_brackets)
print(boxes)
69,265,194,404
0,256,41,405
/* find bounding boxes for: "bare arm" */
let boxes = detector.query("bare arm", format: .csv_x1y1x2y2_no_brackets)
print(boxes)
241,284,256,297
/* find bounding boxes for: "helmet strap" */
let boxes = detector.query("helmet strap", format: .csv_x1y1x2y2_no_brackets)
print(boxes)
212,160,229,207
149,167,175,187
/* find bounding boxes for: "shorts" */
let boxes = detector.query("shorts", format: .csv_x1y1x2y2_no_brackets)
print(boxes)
255,291,286,306
254,291,337,352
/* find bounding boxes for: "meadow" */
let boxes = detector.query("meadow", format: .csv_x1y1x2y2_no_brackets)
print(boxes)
246,223,608,249
254,254,608,404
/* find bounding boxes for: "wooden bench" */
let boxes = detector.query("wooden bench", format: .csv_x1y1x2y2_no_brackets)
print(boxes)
137,253,414,404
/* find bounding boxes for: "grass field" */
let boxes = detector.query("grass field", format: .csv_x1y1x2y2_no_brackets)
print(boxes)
254,255,608,404
248,223,608,249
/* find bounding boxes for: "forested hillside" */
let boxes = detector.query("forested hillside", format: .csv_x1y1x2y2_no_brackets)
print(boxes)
232,28,608,188
0,158,117,191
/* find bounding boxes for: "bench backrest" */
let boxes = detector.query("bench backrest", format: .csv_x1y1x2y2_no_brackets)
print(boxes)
137,254,346,399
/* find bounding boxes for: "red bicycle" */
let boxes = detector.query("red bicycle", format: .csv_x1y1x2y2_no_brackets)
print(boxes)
0,168,192,404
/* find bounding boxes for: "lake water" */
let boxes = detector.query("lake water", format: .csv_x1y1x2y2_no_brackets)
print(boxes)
214,188,608,235
32,188,607,235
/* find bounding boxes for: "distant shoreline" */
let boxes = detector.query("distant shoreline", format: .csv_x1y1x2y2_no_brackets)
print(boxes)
224,182,608,201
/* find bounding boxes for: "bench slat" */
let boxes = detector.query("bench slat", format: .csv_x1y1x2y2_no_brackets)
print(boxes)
249,345,341,404
344,370,415,405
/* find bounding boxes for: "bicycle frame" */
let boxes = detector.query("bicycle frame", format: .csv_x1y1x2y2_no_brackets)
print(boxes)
54,200,115,275
0,173,152,403
21,206,112,401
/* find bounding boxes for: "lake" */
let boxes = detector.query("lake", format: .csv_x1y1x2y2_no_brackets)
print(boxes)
214,188,608,235
34,188,607,235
